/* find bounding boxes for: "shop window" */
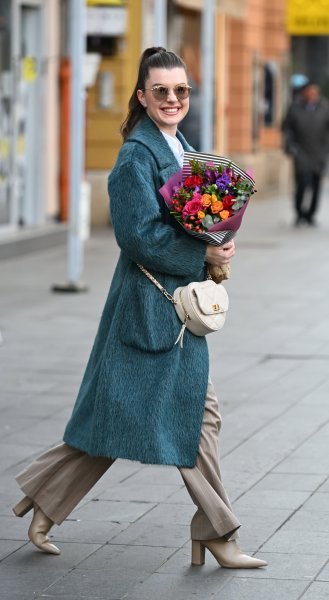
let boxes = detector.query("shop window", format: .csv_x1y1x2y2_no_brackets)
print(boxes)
263,61,278,127
251,53,262,148
87,36,117,57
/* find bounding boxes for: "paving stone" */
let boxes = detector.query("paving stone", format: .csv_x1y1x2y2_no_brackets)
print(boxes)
318,479,329,492
99,483,181,503
299,582,329,599
8,421,63,448
0,564,67,599
109,520,190,548
94,459,143,484
219,468,261,493
301,493,329,513
253,473,326,492
1,541,101,569
0,443,41,470
52,520,128,544
162,485,192,504
0,515,33,541
316,561,329,581
76,543,174,572
234,489,311,511
71,499,156,523
1,415,43,439
274,455,329,475
0,539,27,561
38,596,112,600
220,404,287,453
124,570,231,600
42,567,152,599
233,552,327,581
235,508,292,552
261,529,329,555
284,510,329,533
135,502,195,526
155,545,193,573
210,577,308,600
125,464,182,486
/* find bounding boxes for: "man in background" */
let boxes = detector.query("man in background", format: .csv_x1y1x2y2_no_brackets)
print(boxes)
282,81,329,226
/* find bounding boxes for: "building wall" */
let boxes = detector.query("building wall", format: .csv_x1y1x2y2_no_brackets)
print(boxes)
85,0,142,225
85,0,290,227
223,0,289,193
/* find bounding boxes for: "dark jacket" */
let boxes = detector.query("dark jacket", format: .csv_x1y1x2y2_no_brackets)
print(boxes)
282,96,329,173
63,115,210,467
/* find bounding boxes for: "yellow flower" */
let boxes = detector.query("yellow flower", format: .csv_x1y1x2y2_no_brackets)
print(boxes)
197,210,205,219
211,194,218,204
201,193,212,207
211,201,224,214
219,209,230,220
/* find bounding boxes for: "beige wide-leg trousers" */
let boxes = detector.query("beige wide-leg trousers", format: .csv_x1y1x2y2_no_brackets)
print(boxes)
16,379,240,541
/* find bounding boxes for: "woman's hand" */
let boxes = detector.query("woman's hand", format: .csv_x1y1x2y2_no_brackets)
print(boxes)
205,240,235,266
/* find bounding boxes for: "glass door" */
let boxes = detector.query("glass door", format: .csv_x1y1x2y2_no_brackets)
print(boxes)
15,3,42,226
0,1,13,228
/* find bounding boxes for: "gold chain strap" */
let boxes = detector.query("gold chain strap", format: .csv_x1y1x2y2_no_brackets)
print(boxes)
137,264,177,306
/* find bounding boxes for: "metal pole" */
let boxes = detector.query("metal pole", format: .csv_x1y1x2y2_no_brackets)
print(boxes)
53,0,87,292
200,0,215,152
153,0,167,47
67,0,86,286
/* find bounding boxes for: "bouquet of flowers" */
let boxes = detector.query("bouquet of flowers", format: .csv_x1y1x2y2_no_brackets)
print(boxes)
160,151,256,282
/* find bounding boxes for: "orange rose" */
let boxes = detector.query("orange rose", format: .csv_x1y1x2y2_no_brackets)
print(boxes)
219,210,230,220
201,193,212,207
198,210,206,219
211,201,224,214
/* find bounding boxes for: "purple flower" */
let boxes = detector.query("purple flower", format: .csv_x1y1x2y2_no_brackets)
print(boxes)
205,169,217,183
216,172,231,193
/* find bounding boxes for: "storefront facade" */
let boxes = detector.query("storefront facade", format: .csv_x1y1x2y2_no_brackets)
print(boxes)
0,0,290,242
0,0,60,235
86,0,290,224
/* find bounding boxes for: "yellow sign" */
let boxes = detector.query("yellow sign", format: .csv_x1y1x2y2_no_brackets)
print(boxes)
0,139,10,159
286,0,329,35
86,1,124,5
22,56,37,82
17,135,26,156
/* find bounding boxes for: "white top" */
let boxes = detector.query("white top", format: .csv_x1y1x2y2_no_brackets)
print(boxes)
161,131,184,167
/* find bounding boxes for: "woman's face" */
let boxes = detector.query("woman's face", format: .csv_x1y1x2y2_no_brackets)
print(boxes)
137,67,190,136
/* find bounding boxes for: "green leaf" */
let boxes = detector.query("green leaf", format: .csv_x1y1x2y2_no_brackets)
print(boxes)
202,215,214,229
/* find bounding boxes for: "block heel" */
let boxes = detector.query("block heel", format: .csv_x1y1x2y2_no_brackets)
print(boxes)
12,496,33,517
191,540,206,566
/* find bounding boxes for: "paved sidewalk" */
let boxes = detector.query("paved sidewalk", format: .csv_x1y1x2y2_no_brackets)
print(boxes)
1,182,329,600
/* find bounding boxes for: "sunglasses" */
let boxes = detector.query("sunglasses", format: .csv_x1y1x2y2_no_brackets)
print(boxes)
143,84,192,101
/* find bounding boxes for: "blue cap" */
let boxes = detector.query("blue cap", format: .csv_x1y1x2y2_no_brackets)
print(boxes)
290,73,309,89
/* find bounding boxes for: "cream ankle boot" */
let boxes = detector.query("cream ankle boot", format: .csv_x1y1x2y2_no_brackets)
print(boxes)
13,497,60,555
192,538,267,569
28,504,61,555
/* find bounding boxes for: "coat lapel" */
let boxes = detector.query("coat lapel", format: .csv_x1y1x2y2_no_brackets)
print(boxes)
125,115,192,185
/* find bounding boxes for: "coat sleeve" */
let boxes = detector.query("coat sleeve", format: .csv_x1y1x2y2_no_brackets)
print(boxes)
282,106,298,156
108,146,207,277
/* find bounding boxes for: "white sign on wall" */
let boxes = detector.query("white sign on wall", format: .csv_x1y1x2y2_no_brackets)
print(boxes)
86,7,127,36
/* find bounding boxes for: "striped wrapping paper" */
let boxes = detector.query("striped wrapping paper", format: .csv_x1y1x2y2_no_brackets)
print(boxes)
159,151,255,246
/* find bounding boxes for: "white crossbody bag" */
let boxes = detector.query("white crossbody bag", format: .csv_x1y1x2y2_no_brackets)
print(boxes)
137,264,229,348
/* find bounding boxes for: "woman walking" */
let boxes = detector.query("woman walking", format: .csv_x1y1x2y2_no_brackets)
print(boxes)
13,47,266,570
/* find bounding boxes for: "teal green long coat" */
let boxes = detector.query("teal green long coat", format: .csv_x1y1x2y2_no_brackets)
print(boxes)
63,115,209,467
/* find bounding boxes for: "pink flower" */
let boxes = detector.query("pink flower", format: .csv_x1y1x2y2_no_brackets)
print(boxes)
192,192,202,202
182,199,202,220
